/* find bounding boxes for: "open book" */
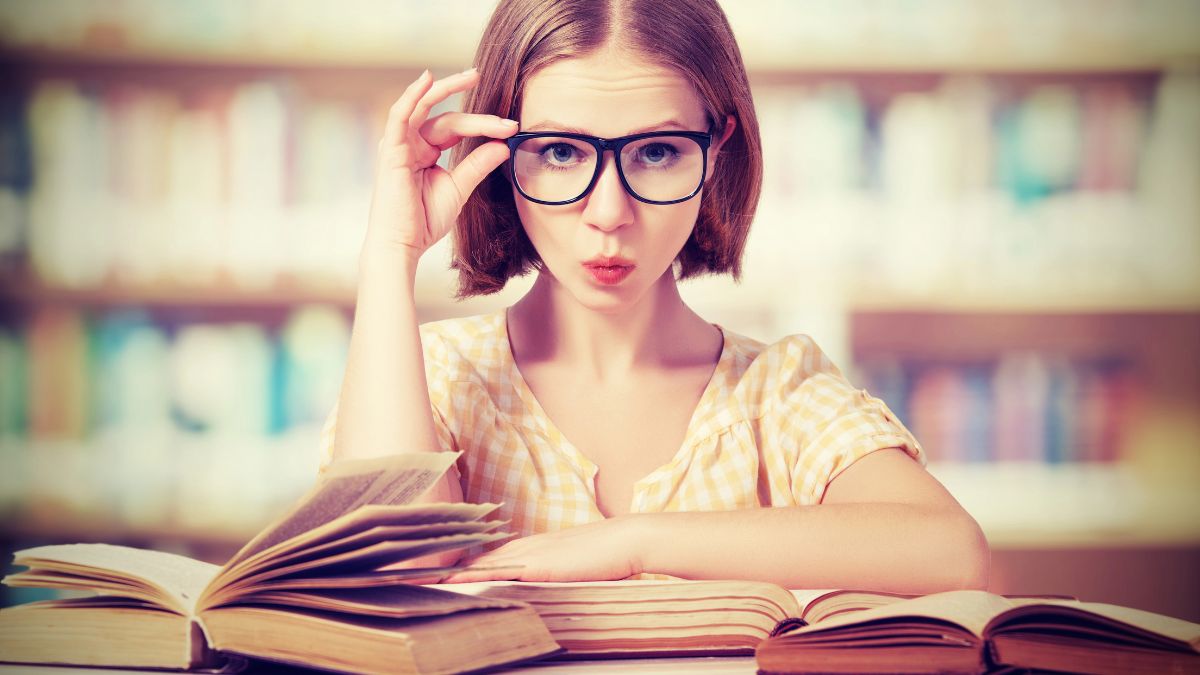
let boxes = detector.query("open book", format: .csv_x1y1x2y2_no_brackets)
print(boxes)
0,452,563,674
426,579,919,656
431,580,1200,674
756,589,1200,674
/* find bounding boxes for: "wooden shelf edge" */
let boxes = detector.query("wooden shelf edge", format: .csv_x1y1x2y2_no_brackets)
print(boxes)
0,516,256,551
3,45,1196,75
0,271,356,310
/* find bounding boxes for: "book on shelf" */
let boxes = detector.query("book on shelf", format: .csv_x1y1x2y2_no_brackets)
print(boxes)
432,581,1200,673
0,452,563,675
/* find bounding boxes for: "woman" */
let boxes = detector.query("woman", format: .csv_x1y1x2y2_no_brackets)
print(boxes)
321,0,989,593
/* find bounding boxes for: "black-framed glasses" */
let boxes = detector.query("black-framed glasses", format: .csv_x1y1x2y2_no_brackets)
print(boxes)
505,130,712,206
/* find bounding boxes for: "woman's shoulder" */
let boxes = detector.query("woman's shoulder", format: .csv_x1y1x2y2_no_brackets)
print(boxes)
712,326,852,422
680,325,853,443
418,309,508,374
720,326,840,384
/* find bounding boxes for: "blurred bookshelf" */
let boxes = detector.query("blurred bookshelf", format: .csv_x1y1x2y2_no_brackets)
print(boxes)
0,0,1197,72
0,0,1198,585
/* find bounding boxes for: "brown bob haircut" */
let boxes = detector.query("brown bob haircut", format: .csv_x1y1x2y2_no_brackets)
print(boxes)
449,0,762,298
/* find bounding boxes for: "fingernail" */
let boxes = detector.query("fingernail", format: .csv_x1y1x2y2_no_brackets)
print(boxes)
501,118,518,127
462,66,478,75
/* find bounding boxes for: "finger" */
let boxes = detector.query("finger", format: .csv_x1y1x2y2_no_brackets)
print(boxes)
409,67,483,131
449,140,511,201
421,112,518,150
383,69,434,145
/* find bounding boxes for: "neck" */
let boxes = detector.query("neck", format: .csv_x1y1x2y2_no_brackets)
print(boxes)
508,269,716,383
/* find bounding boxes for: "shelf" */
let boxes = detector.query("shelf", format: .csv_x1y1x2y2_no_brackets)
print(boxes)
0,1,1196,74
6,272,1200,316
927,461,1200,549
2,456,1195,552
850,310,1200,361
844,290,1200,314
3,44,1192,76
0,271,355,311
0,513,256,552
0,273,538,328
0,46,437,72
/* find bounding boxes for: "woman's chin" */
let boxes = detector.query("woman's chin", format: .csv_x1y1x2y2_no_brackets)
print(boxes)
574,291,635,314
568,280,644,314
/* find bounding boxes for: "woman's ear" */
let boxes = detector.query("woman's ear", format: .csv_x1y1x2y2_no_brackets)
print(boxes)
706,114,737,178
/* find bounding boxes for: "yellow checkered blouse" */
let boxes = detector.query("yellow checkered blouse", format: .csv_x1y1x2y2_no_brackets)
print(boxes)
318,309,925,580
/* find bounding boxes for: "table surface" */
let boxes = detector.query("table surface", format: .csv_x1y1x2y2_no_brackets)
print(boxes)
0,657,760,674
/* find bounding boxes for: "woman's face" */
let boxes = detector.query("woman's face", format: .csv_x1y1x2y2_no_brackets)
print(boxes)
514,47,728,314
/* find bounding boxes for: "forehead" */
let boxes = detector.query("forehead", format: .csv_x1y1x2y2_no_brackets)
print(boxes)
519,48,707,136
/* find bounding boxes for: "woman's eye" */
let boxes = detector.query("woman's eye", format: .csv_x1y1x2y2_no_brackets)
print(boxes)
637,143,677,165
542,144,578,165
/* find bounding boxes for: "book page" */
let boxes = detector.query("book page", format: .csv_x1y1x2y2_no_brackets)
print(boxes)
428,579,801,620
252,518,506,572
212,584,528,621
3,569,178,603
255,531,514,579
230,502,501,577
0,599,200,670
204,504,505,608
1000,597,1200,648
790,589,838,614
426,580,799,655
249,565,524,591
10,544,220,616
202,601,559,675
793,589,1014,637
223,451,461,571
795,589,921,625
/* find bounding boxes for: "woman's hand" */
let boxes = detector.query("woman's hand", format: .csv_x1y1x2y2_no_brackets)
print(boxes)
439,516,646,583
365,67,518,260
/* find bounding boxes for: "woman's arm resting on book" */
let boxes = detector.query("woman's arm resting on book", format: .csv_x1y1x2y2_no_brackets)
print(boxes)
443,449,989,593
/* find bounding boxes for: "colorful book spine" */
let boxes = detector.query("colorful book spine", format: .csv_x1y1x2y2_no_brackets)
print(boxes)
858,356,1138,464
6,305,351,530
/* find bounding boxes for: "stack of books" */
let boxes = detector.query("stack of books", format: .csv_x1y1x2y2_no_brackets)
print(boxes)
2,452,1198,674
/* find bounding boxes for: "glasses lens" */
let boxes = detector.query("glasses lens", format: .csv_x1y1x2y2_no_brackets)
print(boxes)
512,136,598,203
619,135,705,203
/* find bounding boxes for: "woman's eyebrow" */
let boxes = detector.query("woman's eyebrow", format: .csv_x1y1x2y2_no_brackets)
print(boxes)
522,119,692,135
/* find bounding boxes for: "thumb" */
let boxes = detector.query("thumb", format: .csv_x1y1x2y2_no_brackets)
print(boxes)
450,140,511,204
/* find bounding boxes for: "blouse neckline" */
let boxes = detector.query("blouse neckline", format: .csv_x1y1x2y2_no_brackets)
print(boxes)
496,308,732,517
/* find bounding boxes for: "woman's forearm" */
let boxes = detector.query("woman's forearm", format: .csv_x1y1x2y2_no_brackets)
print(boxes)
333,246,463,506
629,503,989,593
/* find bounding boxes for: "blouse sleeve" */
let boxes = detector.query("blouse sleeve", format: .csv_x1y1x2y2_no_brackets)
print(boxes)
316,328,460,477
763,334,925,505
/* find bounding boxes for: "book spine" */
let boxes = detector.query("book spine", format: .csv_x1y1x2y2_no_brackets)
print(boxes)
859,356,1138,465
187,618,218,670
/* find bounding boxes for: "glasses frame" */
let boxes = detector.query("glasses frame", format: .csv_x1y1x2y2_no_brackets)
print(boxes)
504,129,713,206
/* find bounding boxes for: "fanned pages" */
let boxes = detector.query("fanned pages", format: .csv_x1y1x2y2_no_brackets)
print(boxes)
0,452,562,674
225,452,466,568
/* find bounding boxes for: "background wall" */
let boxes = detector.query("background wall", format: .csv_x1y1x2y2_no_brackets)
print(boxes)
0,0,1197,621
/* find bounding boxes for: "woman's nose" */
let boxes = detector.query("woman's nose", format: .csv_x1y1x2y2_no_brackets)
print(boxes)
581,153,634,232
